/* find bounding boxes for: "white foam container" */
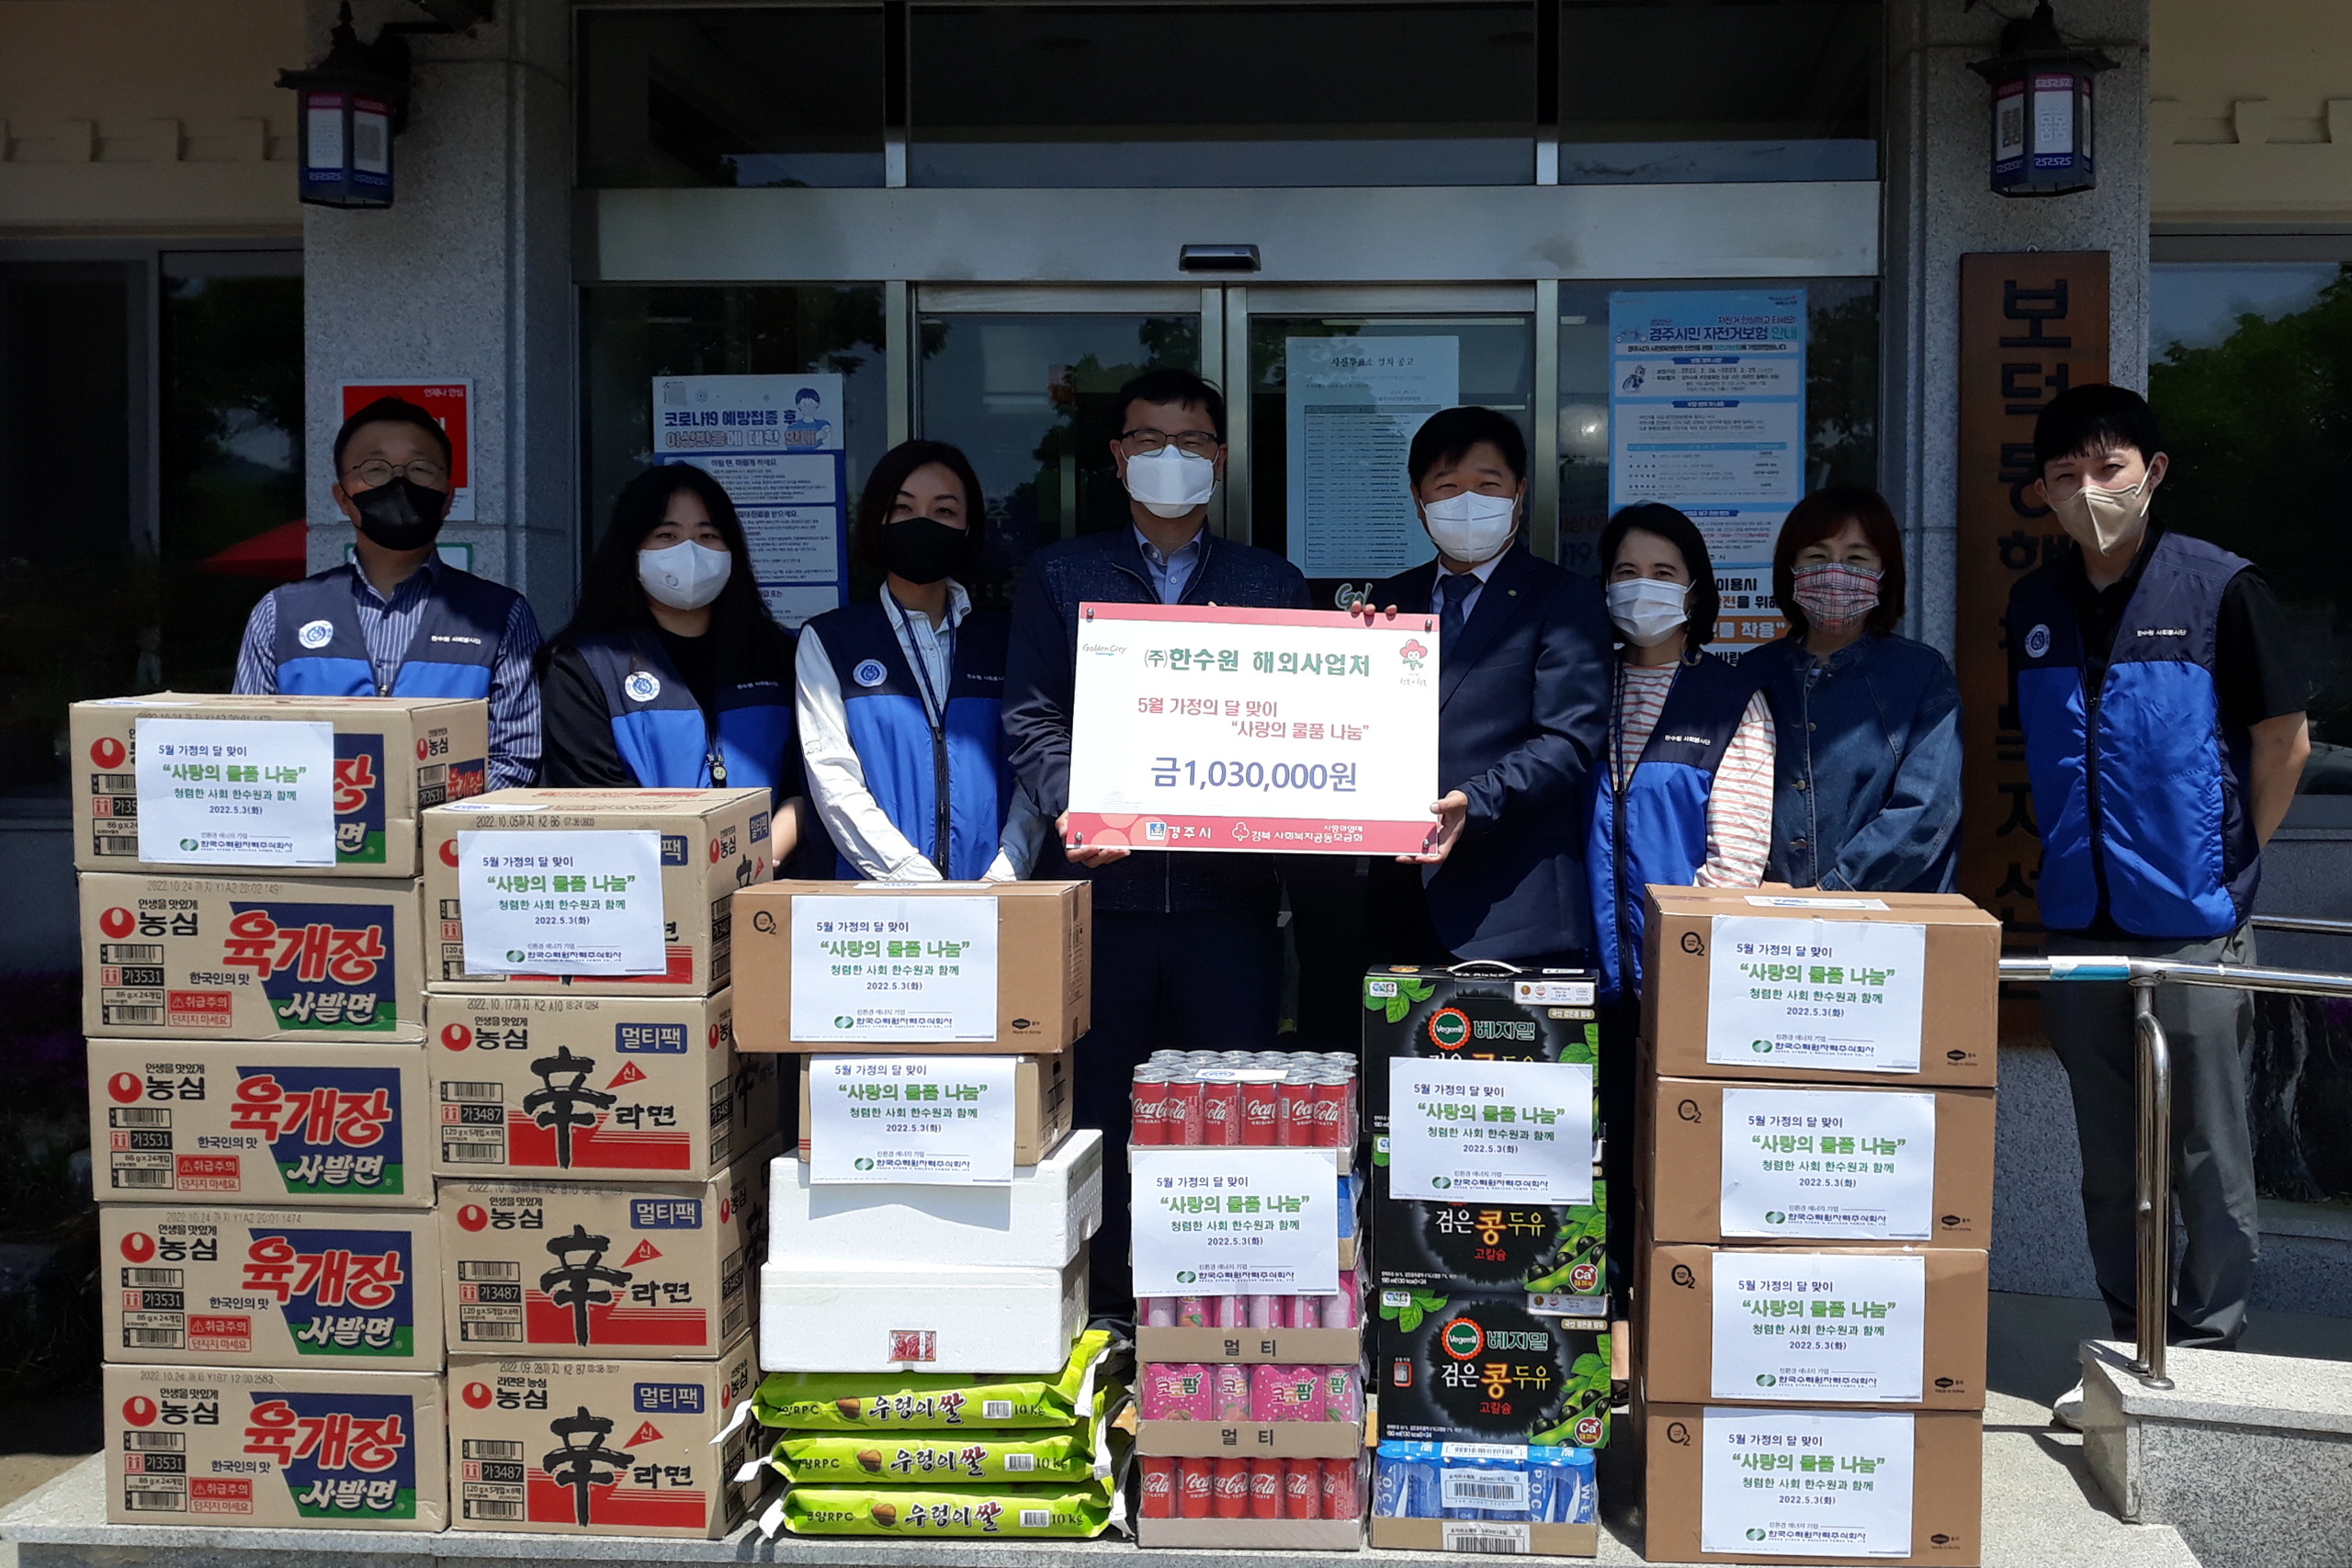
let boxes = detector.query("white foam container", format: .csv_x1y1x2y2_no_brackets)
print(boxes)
758,1254,1088,1373
766,1128,1103,1270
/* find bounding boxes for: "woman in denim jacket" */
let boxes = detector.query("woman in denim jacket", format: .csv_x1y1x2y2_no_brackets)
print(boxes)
1747,488,1963,893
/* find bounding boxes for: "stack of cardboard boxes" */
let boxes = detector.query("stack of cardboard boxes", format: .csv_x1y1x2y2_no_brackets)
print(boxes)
420,786,784,1539
1634,887,1999,1568
75,694,484,1531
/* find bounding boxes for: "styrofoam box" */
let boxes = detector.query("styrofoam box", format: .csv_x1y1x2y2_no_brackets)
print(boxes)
759,1255,1086,1374
768,1129,1102,1271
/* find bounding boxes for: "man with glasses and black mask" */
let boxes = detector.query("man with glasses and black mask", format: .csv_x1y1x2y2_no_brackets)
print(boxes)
1003,367,1311,1307
233,395,543,788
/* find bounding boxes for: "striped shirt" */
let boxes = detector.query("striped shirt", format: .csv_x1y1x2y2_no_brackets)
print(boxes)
232,556,545,790
1612,662,1776,887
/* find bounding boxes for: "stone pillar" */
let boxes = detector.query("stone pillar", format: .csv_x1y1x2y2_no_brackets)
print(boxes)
300,0,574,626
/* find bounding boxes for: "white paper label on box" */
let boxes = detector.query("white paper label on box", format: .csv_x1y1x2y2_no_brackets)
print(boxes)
1699,1407,1916,1556
1710,1251,1928,1402
789,895,999,1043
1388,1058,1594,1204
807,1055,1016,1186
1706,915,1928,1073
455,829,665,975
1743,896,1890,910
135,717,335,866
1719,1088,1937,1240
1130,1147,1339,1296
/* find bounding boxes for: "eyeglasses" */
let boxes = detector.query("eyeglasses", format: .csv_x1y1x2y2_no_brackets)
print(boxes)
1119,428,1222,457
345,458,447,488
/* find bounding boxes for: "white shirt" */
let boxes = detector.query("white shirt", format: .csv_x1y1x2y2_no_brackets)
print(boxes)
795,580,1049,882
1429,550,1508,621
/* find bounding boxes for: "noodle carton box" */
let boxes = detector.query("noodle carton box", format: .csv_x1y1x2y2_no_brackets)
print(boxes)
447,1336,767,1536
105,1361,447,1529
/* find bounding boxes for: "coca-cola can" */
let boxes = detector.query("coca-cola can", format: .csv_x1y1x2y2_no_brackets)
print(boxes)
1140,1456,1176,1519
1321,1456,1361,1520
1283,1460,1321,1518
1131,1068,1172,1145
1307,1075,1349,1148
1277,1071,1317,1146
1165,1075,1205,1146
1201,1077,1241,1145
1250,1458,1283,1519
1179,1458,1216,1518
1239,1077,1282,1145
1214,1457,1250,1518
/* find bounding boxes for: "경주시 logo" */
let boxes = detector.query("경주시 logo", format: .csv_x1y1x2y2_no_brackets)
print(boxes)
1399,638,1429,671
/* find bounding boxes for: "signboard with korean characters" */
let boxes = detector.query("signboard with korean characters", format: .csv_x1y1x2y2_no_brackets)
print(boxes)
787,894,999,1043
1130,1147,1340,1296
1719,1088,1937,1241
1707,908,1928,1074
1066,603,1440,856
1387,1056,1595,1205
135,716,336,867
1710,1251,1928,1402
806,1055,1018,1186
451,826,665,975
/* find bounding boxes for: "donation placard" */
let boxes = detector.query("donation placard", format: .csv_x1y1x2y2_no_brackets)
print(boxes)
135,716,336,867
1130,1147,1340,1297
1066,603,1440,855
807,1055,1017,1187
789,894,999,1043
1707,914,1928,1073
1387,1057,1596,1204
1719,1088,1936,1241
455,828,665,975
1700,1408,1915,1557
1710,1251,1928,1402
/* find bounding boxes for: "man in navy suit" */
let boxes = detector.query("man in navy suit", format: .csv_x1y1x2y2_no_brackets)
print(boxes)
1359,406,1611,965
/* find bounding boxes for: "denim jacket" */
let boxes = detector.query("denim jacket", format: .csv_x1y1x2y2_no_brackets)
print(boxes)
1747,632,1962,894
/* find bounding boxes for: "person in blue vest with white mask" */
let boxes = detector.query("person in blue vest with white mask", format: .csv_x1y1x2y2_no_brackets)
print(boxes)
797,439,1046,881
233,395,542,788
2013,386,2309,1413
538,464,808,854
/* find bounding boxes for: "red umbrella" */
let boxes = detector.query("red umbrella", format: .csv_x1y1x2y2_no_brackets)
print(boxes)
199,520,309,580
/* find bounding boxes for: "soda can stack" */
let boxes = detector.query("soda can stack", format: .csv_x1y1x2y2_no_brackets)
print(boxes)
1131,1049,1357,1149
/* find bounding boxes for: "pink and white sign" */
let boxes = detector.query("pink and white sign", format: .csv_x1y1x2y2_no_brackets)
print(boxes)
1065,603,1440,856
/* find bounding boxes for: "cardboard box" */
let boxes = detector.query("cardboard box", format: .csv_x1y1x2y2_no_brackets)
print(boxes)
1638,1244,1988,1408
88,1040,430,1207
1140,1516,1365,1550
1374,1292,1611,1447
1134,1420,1363,1459
731,880,1091,1054
424,788,775,995
439,1145,773,1358
794,1051,1071,1167
71,694,489,878
1370,1162,1609,1299
1641,1403,1983,1566
771,1129,1102,1271
1642,887,1999,1088
1643,1077,1996,1247
1360,965,1599,1134
81,873,426,1042
100,1204,443,1371
428,991,778,1180
447,1335,768,1537
104,1361,447,1529
760,1255,1086,1374
1371,1519,1597,1558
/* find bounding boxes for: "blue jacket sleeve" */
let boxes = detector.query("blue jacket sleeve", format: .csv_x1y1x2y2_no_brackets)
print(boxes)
1458,572,1611,837
1822,649,1965,894
1002,556,1077,822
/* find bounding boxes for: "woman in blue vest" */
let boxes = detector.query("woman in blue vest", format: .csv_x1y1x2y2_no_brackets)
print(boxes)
796,440,1046,881
540,464,808,850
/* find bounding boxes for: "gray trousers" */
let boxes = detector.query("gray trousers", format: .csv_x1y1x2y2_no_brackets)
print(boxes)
2041,923,2262,1349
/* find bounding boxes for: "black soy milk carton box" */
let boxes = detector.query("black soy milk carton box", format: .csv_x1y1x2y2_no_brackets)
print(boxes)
1360,966,1600,1138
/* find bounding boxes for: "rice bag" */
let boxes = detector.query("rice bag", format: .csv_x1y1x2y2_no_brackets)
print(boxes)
765,1478,1124,1539
764,1387,1128,1485
751,1327,1119,1430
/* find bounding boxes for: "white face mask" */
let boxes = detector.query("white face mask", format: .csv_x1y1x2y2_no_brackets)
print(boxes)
1123,446,1219,518
1421,491,1520,566
1606,577,1690,648
639,538,732,611
2049,471,2154,556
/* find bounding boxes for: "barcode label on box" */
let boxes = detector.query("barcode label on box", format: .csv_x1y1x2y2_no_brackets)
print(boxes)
462,1323,522,1341
123,1432,185,1451
458,1262,521,1282
462,1440,524,1461
465,1499,523,1520
121,1269,183,1287
1442,1472,1530,1509
111,1169,173,1189
99,944,164,964
1442,1523,1532,1554
110,1109,171,1128
123,1328,185,1348
440,1082,502,1102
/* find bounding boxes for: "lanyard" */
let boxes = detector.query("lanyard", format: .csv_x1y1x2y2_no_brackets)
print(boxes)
891,600,953,733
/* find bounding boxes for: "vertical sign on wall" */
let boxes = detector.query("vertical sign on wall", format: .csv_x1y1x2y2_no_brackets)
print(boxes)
1283,337,1460,580
1955,253,2109,953
651,374,849,628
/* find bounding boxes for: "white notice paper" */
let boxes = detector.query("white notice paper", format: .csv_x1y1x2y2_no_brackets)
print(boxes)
808,1055,1016,1186
1283,336,1460,579
456,829,665,975
1707,916,1929,1073
1388,1057,1595,1204
789,894,999,1043
1719,1089,1937,1241
135,717,336,867
1710,1251,1928,1402
1130,1147,1339,1297
1700,1408,1916,1557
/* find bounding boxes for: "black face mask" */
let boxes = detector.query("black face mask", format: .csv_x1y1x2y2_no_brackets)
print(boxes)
350,477,450,552
883,516,974,585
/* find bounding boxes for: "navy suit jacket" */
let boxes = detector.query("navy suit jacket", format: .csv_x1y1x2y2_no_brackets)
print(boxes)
1369,546,1611,961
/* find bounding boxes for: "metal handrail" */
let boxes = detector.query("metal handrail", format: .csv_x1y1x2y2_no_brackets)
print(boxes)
2249,914,2352,939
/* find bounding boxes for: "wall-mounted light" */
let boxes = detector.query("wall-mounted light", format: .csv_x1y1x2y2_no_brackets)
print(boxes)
277,4,411,209
1967,2,2115,198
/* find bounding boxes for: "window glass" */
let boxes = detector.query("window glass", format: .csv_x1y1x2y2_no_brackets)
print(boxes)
579,9,888,189
910,4,1536,187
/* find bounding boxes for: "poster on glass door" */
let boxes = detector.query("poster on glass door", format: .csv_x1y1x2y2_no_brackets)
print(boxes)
1607,291,1805,650
1283,336,1460,581
651,373,848,628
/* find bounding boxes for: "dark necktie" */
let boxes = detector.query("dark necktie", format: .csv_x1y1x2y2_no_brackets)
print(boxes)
1440,570,1477,654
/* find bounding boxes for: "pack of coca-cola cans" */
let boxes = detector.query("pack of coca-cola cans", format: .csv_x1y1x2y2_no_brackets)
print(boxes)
1131,1050,1358,1148
1138,1453,1364,1521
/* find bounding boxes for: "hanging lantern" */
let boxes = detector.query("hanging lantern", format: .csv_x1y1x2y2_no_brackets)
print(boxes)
277,3,410,209
1967,2,2115,198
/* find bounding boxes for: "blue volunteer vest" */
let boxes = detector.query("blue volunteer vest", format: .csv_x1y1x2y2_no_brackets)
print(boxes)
2011,530,2257,939
806,599,1013,882
270,564,512,698
574,632,794,794
1588,652,1758,1002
